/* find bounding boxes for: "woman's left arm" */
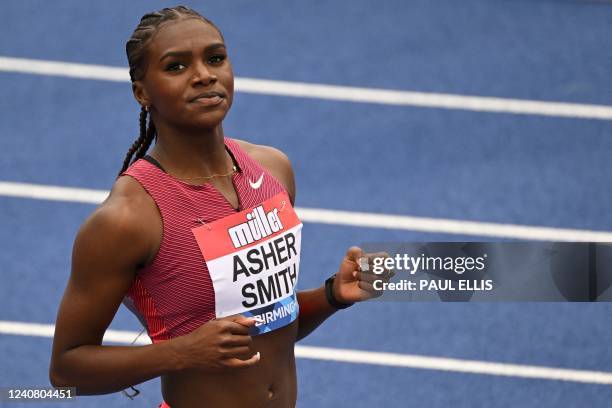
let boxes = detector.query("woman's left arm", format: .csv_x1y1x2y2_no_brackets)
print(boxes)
241,141,387,341
296,246,376,341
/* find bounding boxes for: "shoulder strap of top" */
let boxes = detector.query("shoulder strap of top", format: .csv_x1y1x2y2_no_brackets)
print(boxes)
142,155,166,172
225,137,257,174
141,142,241,174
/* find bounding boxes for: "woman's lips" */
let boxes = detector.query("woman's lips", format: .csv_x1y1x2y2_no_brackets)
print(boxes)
191,95,224,107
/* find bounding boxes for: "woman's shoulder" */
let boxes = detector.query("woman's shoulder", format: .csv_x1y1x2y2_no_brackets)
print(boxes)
103,174,156,215
232,138,296,203
75,175,161,266
232,139,291,167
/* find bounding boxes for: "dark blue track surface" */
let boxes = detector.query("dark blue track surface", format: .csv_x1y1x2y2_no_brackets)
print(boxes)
2,1,612,407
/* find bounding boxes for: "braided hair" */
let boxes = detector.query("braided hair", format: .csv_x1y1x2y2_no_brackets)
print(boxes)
118,6,222,176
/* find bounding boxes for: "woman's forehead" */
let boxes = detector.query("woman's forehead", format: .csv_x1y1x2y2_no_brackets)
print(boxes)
148,19,224,57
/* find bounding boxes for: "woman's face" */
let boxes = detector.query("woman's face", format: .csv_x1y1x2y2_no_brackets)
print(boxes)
134,18,234,131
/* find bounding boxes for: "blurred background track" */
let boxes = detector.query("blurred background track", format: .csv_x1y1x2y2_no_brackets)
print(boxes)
1,1,611,406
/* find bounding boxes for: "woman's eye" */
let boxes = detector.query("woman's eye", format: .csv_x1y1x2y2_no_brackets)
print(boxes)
208,55,226,64
166,62,186,71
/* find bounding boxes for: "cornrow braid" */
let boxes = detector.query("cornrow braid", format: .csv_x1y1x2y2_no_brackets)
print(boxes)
118,5,222,176
134,111,157,162
118,107,155,176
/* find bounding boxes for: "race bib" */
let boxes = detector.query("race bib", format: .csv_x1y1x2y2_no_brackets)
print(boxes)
192,192,302,335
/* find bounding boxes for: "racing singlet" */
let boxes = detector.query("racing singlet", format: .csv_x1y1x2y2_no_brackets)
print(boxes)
121,138,302,341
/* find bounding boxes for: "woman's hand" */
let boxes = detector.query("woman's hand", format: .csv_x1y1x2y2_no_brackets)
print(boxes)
170,314,260,372
333,246,394,304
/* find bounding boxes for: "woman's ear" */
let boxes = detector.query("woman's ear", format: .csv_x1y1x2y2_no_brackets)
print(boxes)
132,81,151,108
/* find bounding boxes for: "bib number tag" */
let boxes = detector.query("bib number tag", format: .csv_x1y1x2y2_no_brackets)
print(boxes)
192,192,302,335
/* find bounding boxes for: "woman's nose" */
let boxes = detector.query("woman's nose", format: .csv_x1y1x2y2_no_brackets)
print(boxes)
191,61,217,85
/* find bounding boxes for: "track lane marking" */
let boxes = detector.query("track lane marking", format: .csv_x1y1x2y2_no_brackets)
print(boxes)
1,320,610,385
1,56,611,120
1,180,612,241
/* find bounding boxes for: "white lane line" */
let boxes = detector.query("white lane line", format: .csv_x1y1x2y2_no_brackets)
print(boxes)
297,345,612,385
236,77,612,120
0,181,108,204
1,320,611,385
2,180,612,241
0,57,128,82
297,207,612,241
1,56,611,120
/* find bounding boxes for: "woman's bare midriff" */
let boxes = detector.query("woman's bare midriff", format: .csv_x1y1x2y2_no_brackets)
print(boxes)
161,320,299,408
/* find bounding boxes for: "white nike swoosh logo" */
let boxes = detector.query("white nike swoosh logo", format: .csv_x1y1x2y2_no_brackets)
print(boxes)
249,173,264,189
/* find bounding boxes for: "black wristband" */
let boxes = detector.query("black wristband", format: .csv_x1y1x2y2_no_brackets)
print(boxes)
325,275,354,309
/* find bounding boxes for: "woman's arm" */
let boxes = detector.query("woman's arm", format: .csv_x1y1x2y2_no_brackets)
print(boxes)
49,179,180,393
296,246,387,341
50,177,259,394
237,141,385,341
295,287,337,341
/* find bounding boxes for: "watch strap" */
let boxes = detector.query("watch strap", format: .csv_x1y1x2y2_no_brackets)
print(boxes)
325,275,354,309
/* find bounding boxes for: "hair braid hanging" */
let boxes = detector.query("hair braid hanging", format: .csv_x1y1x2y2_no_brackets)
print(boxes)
133,111,156,162
117,107,154,176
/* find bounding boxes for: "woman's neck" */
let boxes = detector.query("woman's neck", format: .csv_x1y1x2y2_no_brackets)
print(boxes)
148,124,232,179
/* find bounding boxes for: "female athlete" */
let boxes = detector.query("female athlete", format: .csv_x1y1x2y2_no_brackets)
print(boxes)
49,6,387,408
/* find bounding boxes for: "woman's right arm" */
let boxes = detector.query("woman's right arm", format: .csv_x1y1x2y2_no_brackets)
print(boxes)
49,177,184,394
49,177,259,395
